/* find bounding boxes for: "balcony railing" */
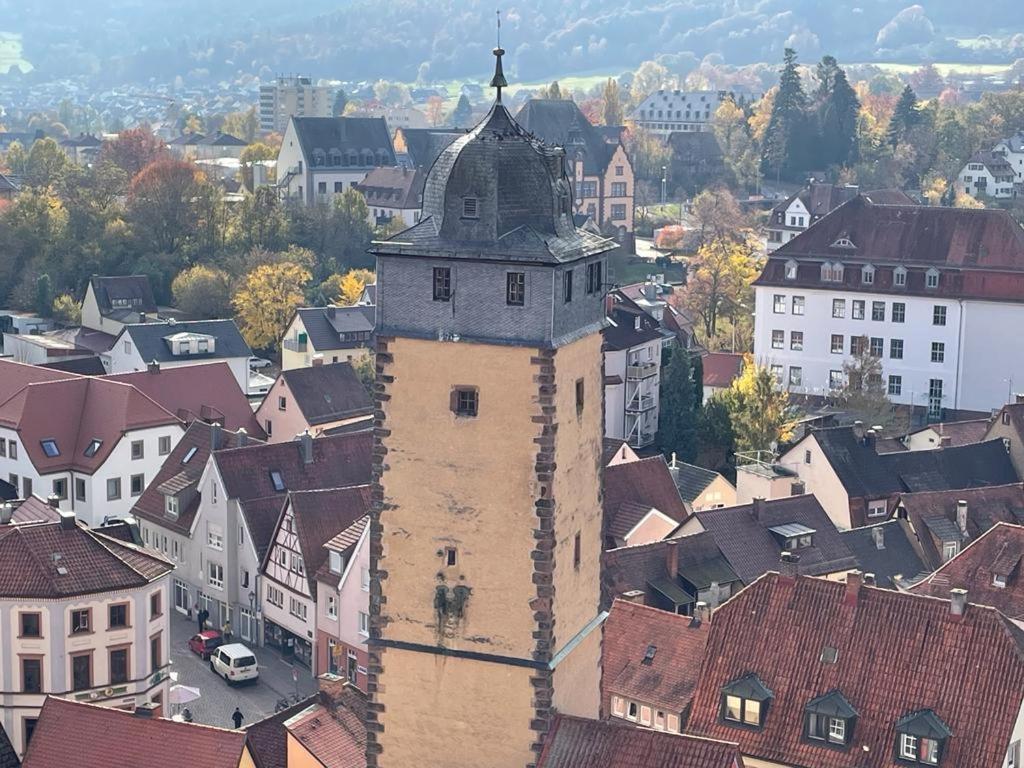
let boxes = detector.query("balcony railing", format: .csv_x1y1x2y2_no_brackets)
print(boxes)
625,394,656,413
626,361,657,380
283,339,308,353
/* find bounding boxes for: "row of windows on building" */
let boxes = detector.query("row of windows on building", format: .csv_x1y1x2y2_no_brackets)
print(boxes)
769,362,942,400
638,109,712,120
770,329,948,363
6,472,148,504
783,260,941,289
429,261,605,306
305,150,391,168
772,294,950,326
721,677,950,766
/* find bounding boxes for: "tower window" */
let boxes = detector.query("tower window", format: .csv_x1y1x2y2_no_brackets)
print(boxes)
563,269,573,303
586,261,603,294
451,387,479,418
445,547,457,567
573,532,581,570
462,197,478,219
506,272,525,306
575,378,585,416
433,267,452,301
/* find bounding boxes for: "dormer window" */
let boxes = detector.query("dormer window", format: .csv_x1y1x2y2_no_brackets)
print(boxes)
40,439,60,458
462,197,478,219
894,266,907,287
164,494,179,518
862,265,875,284
720,673,773,729
769,523,815,550
926,268,940,289
896,709,950,765
831,236,856,249
805,690,856,748
784,260,798,280
820,261,844,282
994,573,1007,588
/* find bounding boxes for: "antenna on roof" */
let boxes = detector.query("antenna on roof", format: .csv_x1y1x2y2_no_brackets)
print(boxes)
496,8,501,48
490,9,508,104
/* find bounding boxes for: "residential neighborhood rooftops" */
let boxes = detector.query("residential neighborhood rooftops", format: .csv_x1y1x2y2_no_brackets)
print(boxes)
0,517,173,599
538,714,743,768
668,460,722,504
22,697,249,768
965,149,1015,176
283,678,367,768
687,572,1024,768
693,495,857,583
88,274,158,321
839,518,929,588
603,294,663,352
602,598,709,715
908,418,991,448
276,363,373,426
115,319,251,364
604,455,690,544
295,305,374,352
356,166,425,210
8,495,63,524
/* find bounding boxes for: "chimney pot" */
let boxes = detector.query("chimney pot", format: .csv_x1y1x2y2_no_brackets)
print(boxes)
237,428,248,447
299,431,314,464
1016,393,1024,405
0,503,12,525
864,429,876,449
58,510,76,530
779,551,800,581
871,526,885,550
844,570,863,605
665,539,679,578
47,494,60,509
695,600,711,624
210,423,222,451
863,572,876,586
956,500,968,536
620,589,645,606
148,360,160,374
312,354,324,367
950,587,968,616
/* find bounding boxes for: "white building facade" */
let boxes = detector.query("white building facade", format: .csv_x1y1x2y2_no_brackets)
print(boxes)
629,90,725,136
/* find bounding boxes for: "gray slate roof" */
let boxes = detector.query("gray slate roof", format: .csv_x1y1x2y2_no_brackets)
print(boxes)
197,131,246,147
295,306,374,352
89,275,158,319
669,461,722,504
839,519,929,588
514,99,616,177
811,427,1019,499
120,319,251,363
279,363,372,426
395,127,462,170
291,117,396,168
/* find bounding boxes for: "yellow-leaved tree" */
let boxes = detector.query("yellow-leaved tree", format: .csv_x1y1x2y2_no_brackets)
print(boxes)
682,235,762,345
718,355,799,454
232,262,311,351
338,268,375,306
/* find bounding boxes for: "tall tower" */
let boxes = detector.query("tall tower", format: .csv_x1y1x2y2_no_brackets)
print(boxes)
366,47,615,768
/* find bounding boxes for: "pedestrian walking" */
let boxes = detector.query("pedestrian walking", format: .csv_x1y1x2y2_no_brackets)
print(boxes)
221,619,232,643
231,707,243,729
197,607,209,633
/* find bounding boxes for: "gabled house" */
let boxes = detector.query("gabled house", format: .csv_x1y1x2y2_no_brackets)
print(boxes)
668,455,736,511
985,399,1024,476
993,132,1024,185
0,362,184,526
356,166,425,228
22,697,254,768
103,320,253,394
686,570,1024,768
516,99,634,233
58,133,102,165
958,150,1017,199
194,131,246,160
838,518,929,588
679,495,858,584
281,677,367,766
891,483,1024,570
767,425,1018,530
260,486,371,671
0,516,174,758
256,362,372,443
314,514,370,688
277,116,396,205
602,531,742,616
81,275,158,336
910,522,1024,625
603,293,664,449
602,438,640,467
539,714,744,768
604,455,690,548
700,352,743,403
601,597,709,733
281,306,374,371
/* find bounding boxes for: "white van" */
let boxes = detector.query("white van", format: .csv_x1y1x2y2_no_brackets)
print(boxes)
209,643,259,685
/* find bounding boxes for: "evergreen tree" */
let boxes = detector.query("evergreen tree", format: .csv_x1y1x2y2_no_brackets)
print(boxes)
602,78,624,126
690,350,704,409
814,55,840,101
35,274,52,317
819,67,861,167
659,345,699,464
887,85,920,147
762,48,810,180
696,396,735,474
451,95,472,128
548,80,562,100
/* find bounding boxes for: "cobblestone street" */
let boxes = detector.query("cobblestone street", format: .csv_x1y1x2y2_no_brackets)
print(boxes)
167,611,318,729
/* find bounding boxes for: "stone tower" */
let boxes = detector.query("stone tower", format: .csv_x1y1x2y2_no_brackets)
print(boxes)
365,48,615,768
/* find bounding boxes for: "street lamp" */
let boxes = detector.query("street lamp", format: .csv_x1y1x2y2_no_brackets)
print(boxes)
661,166,667,206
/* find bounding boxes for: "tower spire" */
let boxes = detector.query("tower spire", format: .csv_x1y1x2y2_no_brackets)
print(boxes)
490,9,507,103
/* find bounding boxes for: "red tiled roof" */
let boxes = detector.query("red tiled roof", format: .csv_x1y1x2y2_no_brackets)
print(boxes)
106,361,265,436
0,519,172,598
0,359,75,403
245,694,318,768
284,681,367,768
760,197,1024,302
604,456,689,543
701,352,743,388
23,697,248,768
602,598,709,714
316,515,369,585
0,375,180,474
910,418,991,448
538,715,743,768
10,495,62,524
910,523,1024,621
687,573,1024,768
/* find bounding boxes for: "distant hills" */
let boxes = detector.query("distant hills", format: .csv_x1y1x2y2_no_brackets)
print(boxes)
2,0,1022,86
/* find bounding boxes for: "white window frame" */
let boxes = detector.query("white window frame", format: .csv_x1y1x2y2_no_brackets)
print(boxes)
208,562,224,590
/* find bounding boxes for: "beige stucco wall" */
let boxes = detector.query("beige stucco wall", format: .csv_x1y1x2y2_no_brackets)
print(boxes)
778,436,852,529
624,511,678,547
986,418,1024,477
286,732,326,768
693,475,737,511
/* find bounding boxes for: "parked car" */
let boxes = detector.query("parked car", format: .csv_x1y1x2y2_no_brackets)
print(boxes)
209,643,259,685
249,357,272,369
187,630,223,660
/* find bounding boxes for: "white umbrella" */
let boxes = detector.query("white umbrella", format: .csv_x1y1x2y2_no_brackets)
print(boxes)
169,684,202,705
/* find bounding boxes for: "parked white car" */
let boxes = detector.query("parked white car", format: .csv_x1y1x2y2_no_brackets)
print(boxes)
209,643,259,685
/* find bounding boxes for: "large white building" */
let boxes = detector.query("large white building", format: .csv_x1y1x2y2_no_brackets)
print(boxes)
993,132,1024,185
259,76,335,134
754,197,1024,416
629,90,726,135
957,150,1017,200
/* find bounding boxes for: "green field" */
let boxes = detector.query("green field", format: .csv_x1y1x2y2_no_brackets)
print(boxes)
863,61,1012,76
0,33,31,74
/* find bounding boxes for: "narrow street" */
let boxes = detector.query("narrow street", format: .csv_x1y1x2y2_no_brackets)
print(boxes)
167,611,318,729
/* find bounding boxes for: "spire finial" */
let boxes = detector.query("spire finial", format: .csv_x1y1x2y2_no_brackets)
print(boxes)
490,9,508,103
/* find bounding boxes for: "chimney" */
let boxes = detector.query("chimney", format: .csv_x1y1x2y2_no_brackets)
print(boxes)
148,360,160,374
236,428,248,447
695,600,711,624
312,354,324,367
47,494,60,509
864,429,876,449
844,570,863,606
852,420,864,438
940,435,951,447
620,589,646,606
871,526,885,550
708,580,721,609
779,551,800,582
58,510,76,531
299,431,313,464
950,587,968,617
139,312,147,324
1016,393,1024,405
751,497,767,521
134,702,160,719
210,423,222,451
956,500,968,536
863,572,876,587
665,539,679,578
0,503,12,525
